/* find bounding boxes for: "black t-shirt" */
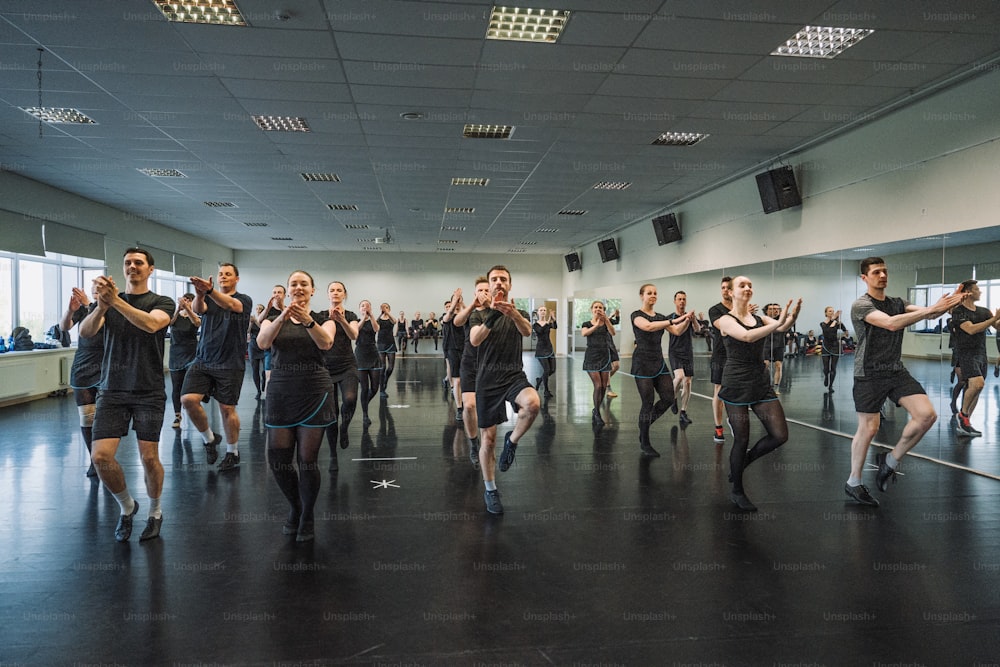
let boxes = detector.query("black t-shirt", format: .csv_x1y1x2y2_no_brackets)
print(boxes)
666,312,694,359
631,310,667,356
269,313,328,376
532,321,557,357
169,314,200,370
709,302,729,363
376,316,395,349
70,304,105,388
851,294,909,378
470,307,529,389
194,292,252,370
819,319,847,355
98,291,175,391
323,310,359,375
442,319,463,352
951,305,993,354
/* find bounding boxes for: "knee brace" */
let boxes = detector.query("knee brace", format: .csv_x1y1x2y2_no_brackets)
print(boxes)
79,403,96,427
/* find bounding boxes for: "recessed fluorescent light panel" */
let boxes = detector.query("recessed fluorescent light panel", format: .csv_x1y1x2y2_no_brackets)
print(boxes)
452,177,490,186
558,209,587,216
593,181,631,190
252,115,310,132
152,0,248,25
242,222,268,227
486,6,570,43
301,173,340,182
439,240,460,244
536,228,559,233
205,201,238,208
462,124,513,139
652,132,709,146
271,237,292,241
441,225,467,232
507,248,527,253
771,26,874,58
344,224,369,230
21,107,96,124
327,204,359,211
446,207,475,214
138,168,186,177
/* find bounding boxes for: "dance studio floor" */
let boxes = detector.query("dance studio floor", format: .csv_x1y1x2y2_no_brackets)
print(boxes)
1,352,998,666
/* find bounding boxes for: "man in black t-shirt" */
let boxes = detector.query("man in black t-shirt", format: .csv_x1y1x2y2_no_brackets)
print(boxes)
441,293,464,420
469,265,540,515
708,276,733,443
667,290,700,425
81,248,175,542
181,263,252,471
844,257,962,507
951,280,1000,437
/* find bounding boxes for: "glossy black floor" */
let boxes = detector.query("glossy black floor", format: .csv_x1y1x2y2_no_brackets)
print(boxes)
2,352,999,666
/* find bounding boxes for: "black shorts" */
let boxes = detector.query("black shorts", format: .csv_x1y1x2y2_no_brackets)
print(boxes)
476,375,532,429
957,351,987,379
181,363,245,406
853,371,926,414
92,389,167,442
446,349,462,378
764,348,784,362
711,360,724,385
668,352,694,377
460,357,477,394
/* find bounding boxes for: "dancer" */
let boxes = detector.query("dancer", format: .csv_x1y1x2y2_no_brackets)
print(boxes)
581,301,616,425
532,305,557,398
60,284,105,477
376,303,397,398
167,292,200,428
248,304,266,399
257,270,336,542
354,300,381,428
844,257,962,507
409,311,424,353
762,303,784,395
716,276,800,511
323,281,359,471
820,307,847,392
709,276,734,443
254,285,286,396
469,266,540,514
950,280,1000,437
631,284,689,457
666,290,700,424
395,311,408,355
606,308,621,398
80,248,174,541
441,293,464,420
454,277,490,470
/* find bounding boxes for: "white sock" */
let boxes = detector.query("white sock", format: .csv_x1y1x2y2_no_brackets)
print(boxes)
847,476,862,487
113,489,135,515
484,480,497,492
149,497,162,519
886,453,899,470
200,429,215,445
227,442,238,454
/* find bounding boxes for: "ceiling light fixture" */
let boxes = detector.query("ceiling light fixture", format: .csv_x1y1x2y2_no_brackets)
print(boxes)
21,107,96,125
772,26,874,59
452,177,490,186
327,204,359,211
486,6,570,43
151,0,248,26
652,132,709,146
138,168,187,178
205,201,238,208
301,173,340,182
252,115,309,132
593,181,631,190
463,124,513,139
558,209,587,216
445,207,475,214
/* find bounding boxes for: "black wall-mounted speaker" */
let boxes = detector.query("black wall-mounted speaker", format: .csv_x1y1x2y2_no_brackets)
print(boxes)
598,238,619,263
756,166,801,214
564,252,582,272
651,213,681,245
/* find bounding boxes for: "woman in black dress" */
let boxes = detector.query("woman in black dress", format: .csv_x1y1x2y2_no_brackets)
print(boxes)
716,276,800,511
257,270,336,542
581,300,615,425
532,305,557,398
60,285,105,476
376,303,397,397
323,280,360,470
168,293,201,427
354,299,381,427
820,306,847,392
395,311,408,354
630,284,689,457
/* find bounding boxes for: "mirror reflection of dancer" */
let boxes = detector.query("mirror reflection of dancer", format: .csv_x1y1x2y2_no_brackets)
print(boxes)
762,304,784,395
469,266,540,514
709,277,734,443
323,281,359,471
605,308,621,398
820,307,847,392
167,293,200,428
581,301,616,425
80,248,175,542
454,277,490,470
60,284,104,477
257,270,336,542
248,304,266,400
631,284,688,457
844,258,963,507
716,276,800,512
532,306,557,399
375,303,397,398
354,300,381,428
253,285,286,397
951,280,1000,438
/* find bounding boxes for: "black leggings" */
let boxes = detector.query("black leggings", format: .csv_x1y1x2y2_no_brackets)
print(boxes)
537,357,555,393
822,355,840,385
250,357,265,394
169,368,188,415
725,400,788,494
325,374,359,449
588,371,609,410
379,352,396,390
267,426,325,522
358,368,381,418
635,374,674,446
